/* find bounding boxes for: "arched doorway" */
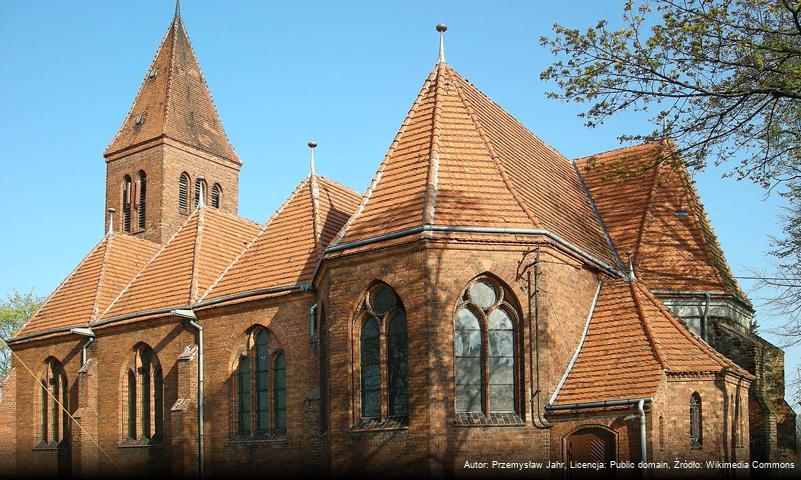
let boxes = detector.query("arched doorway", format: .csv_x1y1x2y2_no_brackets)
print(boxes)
565,427,616,474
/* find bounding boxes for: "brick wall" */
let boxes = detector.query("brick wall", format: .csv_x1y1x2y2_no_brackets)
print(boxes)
105,140,240,244
0,368,17,476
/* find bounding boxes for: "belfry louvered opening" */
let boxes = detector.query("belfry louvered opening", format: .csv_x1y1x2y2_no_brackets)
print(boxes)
179,173,190,213
137,170,147,229
211,183,222,209
194,177,207,208
123,175,132,232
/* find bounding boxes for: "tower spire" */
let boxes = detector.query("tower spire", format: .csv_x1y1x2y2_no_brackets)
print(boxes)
174,0,181,21
308,141,318,177
436,24,448,64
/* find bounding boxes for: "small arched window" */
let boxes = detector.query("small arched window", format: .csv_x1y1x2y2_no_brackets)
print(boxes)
123,345,163,443
179,173,190,213
234,327,287,438
123,175,132,232
455,275,519,417
356,283,408,423
690,392,703,449
211,183,222,209
137,170,147,229
194,178,208,208
39,358,67,446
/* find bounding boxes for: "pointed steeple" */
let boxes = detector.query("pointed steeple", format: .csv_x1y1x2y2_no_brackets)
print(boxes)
105,9,239,163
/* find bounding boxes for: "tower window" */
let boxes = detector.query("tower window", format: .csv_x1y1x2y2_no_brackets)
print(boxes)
179,173,190,213
137,171,147,230
194,178,208,208
123,175,132,232
211,183,222,209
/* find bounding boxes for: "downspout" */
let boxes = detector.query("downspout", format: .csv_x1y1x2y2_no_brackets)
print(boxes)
702,292,711,341
80,337,94,367
310,303,318,337
178,313,204,479
638,398,647,477
530,248,551,428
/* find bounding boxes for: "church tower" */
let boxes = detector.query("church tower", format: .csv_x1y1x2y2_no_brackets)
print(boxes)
104,3,241,244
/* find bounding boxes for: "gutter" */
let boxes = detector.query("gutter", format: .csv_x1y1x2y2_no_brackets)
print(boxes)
325,225,621,277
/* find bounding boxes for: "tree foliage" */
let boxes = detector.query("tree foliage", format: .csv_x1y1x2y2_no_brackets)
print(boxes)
0,290,41,380
541,0,801,341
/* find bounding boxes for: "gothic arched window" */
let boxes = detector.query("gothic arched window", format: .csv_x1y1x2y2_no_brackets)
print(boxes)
211,183,222,209
179,173,190,213
690,392,703,449
137,170,147,229
357,283,408,423
454,275,519,416
123,175,132,232
123,344,163,443
39,358,67,446
234,327,287,438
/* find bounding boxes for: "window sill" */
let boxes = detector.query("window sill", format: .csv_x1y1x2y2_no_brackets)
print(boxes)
455,412,525,427
352,416,409,432
118,437,163,449
32,441,65,452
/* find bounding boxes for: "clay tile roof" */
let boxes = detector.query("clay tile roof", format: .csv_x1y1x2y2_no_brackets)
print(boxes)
551,280,751,407
203,176,361,301
576,142,747,300
331,64,614,265
100,208,261,320
14,234,159,339
104,15,238,163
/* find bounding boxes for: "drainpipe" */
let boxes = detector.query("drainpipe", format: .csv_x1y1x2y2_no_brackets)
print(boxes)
70,327,95,367
638,398,647,477
174,309,204,479
701,292,711,341
310,303,318,338
529,248,551,428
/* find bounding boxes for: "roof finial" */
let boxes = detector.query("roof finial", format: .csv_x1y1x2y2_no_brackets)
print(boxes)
174,0,181,21
106,208,116,237
436,24,448,64
308,141,318,177
626,252,637,282
197,176,206,208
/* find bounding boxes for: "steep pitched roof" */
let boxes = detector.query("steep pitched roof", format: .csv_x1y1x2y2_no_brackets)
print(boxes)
576,142,746,299
331,63,614,264
14,234,159,339
551,280,751,407
105,13,238,162
203,176,361,301
100,208,260,320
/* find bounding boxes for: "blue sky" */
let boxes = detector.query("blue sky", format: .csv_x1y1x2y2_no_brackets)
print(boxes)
0,1,797,405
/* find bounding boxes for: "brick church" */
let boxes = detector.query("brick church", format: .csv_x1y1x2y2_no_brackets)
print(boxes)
0,4,797,477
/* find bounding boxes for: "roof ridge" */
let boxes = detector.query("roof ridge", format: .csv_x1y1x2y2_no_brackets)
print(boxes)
189,208,206,304
200,205,261,228
104,23,173,156
99,209,200,321
629,281,671,371
422,64,446,225
200,179,310,301
575,140,665,162
163,18,179,150
310,174,323,247
13,237,109,337
330,68,439,247
632,162,661,264
90,235,115,322
448,66,541,228
452,70,574,166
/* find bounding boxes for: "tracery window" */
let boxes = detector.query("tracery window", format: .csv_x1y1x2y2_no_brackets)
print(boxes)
454,275,519,416
356,283,408,424
234,327,287,438
690,392,703,449
39,358,67,446
123,344,163,444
